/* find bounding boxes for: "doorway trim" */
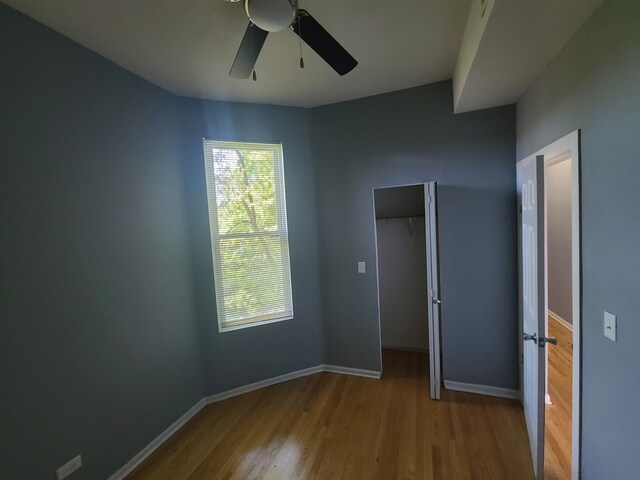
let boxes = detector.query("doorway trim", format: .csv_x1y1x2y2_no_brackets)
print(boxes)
518,130,581,480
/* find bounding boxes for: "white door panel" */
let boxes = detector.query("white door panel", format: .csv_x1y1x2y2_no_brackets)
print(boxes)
425,182,442,400
518,155,546,478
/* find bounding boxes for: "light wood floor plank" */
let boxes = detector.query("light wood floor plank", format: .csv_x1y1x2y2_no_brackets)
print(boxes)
127,350,535,480
544,316,573,480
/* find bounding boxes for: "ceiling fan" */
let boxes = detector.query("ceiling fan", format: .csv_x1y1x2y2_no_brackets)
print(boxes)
225,0,358,79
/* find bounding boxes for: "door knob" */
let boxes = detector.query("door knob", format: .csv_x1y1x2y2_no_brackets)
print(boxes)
523,332,537,344
539,336,558,347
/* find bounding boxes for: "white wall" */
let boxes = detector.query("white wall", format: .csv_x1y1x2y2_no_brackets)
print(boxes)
376,217,428,351
546,159,573,323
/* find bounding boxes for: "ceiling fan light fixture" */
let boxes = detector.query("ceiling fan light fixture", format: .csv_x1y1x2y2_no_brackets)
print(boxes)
229,1,357,79
245,0,297,32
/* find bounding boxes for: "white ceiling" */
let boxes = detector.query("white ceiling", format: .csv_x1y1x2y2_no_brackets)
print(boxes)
3,0,472,107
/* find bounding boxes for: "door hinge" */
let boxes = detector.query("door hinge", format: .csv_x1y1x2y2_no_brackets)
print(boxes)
430,289,441,305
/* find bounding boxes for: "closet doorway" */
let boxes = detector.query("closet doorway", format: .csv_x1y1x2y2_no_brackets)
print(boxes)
373,183,442,399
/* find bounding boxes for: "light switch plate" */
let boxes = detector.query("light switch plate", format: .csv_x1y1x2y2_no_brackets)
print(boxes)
357,261,366,274
604,311,617,342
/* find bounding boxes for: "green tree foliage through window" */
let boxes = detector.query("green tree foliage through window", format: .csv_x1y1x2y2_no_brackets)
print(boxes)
204,141,293,330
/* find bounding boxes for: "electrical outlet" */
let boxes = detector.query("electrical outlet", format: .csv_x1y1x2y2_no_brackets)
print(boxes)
357,261,366,274
56,455,81,480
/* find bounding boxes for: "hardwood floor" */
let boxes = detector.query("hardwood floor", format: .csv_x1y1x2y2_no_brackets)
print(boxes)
128,350,534,480
544,316,573,480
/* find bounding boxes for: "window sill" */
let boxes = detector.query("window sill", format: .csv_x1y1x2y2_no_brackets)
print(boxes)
218,315,293,333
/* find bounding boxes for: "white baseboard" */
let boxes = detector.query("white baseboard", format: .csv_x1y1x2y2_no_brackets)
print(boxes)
548,310,573,331
108,398,207,480
323,364,382,379
110,363,381,479
545,393,553,405
444,380,520,400
381,344,428,354
204,365,324,403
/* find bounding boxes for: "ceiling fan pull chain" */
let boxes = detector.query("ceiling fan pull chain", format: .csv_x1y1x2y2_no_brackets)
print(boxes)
298,5,304,68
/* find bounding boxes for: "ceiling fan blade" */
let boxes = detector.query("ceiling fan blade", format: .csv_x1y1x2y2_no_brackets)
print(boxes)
292,10,357,76
229,22,269,79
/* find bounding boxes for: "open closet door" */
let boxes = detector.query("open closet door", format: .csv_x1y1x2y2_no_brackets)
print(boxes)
425,182,442,400
518,155,546,478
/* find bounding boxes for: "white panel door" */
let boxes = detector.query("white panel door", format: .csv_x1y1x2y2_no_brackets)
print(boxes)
425,182,442,400
518,155,546,478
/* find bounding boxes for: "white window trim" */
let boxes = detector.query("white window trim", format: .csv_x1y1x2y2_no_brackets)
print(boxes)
202,139,294,333
216,314,294,333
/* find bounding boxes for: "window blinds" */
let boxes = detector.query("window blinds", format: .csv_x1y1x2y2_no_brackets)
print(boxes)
203,140,293,330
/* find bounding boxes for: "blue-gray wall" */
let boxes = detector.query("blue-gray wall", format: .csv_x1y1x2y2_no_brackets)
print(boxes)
177,98,326,396
1,2,523,478
312,83,519,388
0,4,206,479
0,4,325,478
517,0,640,477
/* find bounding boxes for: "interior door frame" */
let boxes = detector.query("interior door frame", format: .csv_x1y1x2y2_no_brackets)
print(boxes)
371,181,443,398
518,130,581,480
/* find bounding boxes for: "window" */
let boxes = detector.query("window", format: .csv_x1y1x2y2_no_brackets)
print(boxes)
203,140,293,331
